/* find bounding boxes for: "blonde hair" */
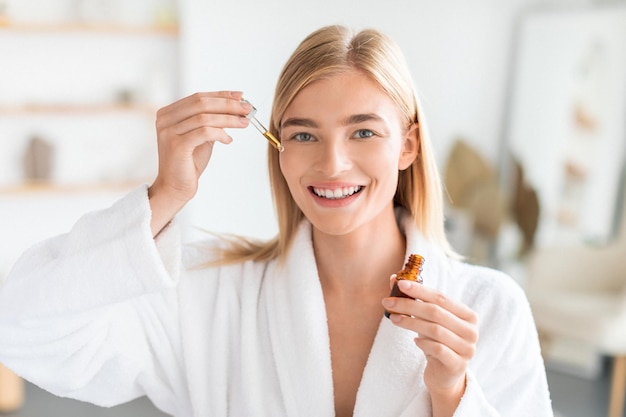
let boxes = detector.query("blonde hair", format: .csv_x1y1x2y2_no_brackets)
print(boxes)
215,25,454,265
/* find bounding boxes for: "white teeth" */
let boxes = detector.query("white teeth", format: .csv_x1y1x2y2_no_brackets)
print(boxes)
313,186,362,199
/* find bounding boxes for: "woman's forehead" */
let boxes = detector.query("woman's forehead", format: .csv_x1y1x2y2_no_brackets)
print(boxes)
281,71,403,127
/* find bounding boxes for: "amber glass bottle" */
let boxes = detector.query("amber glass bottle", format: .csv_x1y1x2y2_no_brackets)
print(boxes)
384,254,424,318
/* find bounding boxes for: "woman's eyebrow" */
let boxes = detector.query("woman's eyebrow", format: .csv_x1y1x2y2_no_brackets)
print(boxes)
343,113,384,125
281,113,384,129
281,117,318,129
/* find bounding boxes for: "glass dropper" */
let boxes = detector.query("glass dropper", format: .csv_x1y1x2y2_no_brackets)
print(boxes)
242,99,284,152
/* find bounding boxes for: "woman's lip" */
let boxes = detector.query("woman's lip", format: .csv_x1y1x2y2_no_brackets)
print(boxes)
308,185,365,203
310,191,362,207
308,182,364,189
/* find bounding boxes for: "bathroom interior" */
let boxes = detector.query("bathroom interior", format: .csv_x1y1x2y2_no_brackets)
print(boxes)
0,0,625,416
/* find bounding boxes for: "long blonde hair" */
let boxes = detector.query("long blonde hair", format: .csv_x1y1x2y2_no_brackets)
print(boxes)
215,25,454,265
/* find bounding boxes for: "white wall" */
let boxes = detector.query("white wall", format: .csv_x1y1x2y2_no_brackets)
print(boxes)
0,0,179,185
506,6,626,246
3,0,598,247
177,0,536,240
0,0,178,279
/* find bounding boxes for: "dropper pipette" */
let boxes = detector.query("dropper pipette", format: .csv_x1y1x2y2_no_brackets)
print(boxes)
242,99,284,152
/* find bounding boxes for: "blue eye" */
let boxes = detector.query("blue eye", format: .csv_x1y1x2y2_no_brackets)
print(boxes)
353,129,375,139
292,132,314,142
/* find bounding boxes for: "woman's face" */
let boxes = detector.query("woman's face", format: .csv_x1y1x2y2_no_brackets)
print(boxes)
278,70,418,236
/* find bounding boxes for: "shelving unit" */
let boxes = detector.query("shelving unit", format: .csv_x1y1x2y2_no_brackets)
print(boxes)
0,2,180,411
0,21,179,35
0,3,180,236
0,3,179,191
0,180,145,195
0,103,156,115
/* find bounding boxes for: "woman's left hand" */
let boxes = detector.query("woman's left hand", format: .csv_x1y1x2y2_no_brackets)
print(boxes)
381,279,479,413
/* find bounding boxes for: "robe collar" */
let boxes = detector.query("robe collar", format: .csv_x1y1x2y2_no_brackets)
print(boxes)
265,208,451,416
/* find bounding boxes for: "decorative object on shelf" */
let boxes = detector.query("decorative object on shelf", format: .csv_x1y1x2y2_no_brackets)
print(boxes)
153,0,177,28
510,158,539,257
116,87,136,106
23,135,54,182
445,139,506,237
444,139,507,264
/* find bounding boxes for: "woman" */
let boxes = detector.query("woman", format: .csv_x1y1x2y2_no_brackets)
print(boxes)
0,25,552,417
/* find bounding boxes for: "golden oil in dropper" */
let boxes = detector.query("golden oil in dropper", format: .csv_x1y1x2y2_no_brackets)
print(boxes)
242,99,284,152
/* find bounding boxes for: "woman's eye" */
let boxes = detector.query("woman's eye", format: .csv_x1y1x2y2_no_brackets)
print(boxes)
353,129,375,139
292,132,314,142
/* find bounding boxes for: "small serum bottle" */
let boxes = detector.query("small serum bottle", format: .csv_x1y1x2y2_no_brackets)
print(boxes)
384,254,424,318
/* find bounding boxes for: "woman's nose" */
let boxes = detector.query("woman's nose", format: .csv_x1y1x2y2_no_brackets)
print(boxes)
314,139,352,177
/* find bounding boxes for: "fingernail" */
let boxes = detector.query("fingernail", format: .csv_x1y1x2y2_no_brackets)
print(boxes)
398,280,413,291
382,298,395,308
230,91,244,98
240,101,252,112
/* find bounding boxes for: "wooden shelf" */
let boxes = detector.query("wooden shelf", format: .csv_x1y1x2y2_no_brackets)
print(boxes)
0,4,176,195
0,21,179,36
0,181,147,195
0,103,157,115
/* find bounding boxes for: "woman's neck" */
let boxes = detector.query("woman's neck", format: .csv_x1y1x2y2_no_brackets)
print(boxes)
313,208,407,295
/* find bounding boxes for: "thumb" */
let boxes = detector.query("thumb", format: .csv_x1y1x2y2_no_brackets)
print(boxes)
388,274,397,290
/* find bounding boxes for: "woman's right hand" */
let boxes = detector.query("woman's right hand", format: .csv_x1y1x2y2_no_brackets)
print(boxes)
148,91,252,236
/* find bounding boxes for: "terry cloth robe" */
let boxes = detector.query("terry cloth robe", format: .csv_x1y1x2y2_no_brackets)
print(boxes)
0,185,553,417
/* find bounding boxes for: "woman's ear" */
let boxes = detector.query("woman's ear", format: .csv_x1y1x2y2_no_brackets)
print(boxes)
398,123,420,170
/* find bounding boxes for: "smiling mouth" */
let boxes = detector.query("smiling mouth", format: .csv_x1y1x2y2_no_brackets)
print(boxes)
310,186,364,200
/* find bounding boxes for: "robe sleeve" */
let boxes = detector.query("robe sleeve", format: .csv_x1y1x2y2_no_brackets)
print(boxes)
452,273,553,417
0,185,191,416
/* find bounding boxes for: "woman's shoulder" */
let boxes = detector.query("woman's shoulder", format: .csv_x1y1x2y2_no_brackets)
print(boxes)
181,236,227,268
452,260,521,291
444,259,530,318
180,235,273,284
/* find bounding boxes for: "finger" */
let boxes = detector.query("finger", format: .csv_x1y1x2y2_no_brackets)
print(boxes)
158,91,231,117
192,141,217,174
384,284,479,345
414,317,476,358
413,338,470,374
173,112,249,136
387,296,478,345
178,125,234,147
157,92,251,128
158,125,233,157
387,309,476,358
396,280,478,324
162,95,250,129
161,91,243,111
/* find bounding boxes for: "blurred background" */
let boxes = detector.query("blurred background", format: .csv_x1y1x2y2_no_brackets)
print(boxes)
0,0,625,416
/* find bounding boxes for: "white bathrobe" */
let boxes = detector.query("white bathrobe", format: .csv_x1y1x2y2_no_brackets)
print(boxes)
0,186,552,417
